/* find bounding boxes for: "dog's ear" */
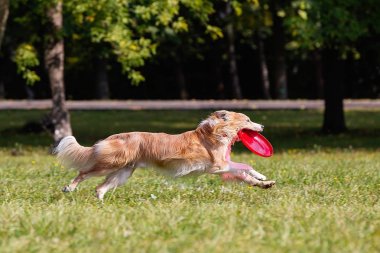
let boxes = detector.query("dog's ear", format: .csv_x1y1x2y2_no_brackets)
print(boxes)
213,110,228,121
197,118,215,136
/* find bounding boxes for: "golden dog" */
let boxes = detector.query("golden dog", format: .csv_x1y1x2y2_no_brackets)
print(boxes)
55,110,275,200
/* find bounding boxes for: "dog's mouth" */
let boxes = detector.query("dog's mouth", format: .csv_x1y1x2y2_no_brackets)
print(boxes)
225,134,241,161
225,128,262,161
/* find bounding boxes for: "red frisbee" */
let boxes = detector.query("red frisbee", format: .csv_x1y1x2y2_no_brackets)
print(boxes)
237,129,274,157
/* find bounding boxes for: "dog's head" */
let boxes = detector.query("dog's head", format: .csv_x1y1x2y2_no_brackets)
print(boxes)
197,110,264,145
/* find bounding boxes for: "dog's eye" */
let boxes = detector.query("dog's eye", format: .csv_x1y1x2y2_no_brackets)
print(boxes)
246,119,250,122
220,114,227,121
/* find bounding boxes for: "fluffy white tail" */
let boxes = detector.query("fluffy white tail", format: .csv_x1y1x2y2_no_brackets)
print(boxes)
54,136,94,171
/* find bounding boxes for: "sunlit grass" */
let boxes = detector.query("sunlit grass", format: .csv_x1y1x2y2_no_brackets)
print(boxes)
0,110,379,252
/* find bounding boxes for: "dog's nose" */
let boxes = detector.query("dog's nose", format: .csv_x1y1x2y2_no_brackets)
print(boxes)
261,125,264,130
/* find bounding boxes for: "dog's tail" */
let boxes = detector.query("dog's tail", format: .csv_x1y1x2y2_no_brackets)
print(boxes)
54,136,94,171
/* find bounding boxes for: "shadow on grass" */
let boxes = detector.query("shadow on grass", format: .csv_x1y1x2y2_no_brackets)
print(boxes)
0,110,379,152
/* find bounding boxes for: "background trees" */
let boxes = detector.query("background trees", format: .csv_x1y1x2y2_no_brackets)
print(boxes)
0,0,8,50
1,0,380,139
45,0,72,141
284,0,380,132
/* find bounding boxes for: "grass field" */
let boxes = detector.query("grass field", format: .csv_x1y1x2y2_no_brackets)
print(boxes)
0,110,379,253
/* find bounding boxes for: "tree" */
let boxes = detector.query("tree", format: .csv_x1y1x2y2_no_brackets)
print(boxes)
0,0,9,99
45,1,72,141
285,0,380,133
0,0,8,50
224,1,242,99
7,0,222,140
257,35,271,98
95,56,110,99
139,0,220,99
137,0,218,99
313,50,324,98
322,49,346,133
6,0,71,141
270,0,288,99
233,0,272,99
213,0,268,99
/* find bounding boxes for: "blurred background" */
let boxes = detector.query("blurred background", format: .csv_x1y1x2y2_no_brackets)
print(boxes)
1,0,380,142
1,0,379,100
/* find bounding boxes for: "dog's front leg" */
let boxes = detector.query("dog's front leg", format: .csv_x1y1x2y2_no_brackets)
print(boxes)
228,161,267,181
224,170,275,189
209,164,275,189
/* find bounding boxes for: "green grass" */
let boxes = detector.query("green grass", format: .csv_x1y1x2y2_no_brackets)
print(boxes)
0,110,379,252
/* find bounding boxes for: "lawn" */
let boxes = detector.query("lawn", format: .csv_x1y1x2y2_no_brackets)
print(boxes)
0,110,379,253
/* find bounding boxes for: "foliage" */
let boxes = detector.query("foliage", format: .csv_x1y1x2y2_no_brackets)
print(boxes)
4,0,380,96
13,43,40,85
65,0,153,84
10,0,221,85
284,0,380,57
233,0,272,43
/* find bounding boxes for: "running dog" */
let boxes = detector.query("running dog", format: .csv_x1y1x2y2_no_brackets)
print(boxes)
55,110,275,200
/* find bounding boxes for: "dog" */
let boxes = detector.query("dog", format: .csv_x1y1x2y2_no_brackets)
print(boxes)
55,110,275,200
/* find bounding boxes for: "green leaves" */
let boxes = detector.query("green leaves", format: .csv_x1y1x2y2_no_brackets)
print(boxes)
9,0,223,85
206,25,224,40
297,9,307,20
284,0,380,57
13,43,40,85
64,0,219,85
172,17,189,33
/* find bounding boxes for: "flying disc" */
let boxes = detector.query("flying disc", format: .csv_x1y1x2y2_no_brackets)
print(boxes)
237,129,273,157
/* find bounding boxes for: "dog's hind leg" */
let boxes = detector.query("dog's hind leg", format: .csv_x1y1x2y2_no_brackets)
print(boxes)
95,166,135,200
62,171,96,192
62,164,125,193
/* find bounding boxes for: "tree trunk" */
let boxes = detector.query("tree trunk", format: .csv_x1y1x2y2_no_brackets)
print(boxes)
175,58,188,100
271,1,288,99
0,0,9,50
0,0,9,100
0,56,4,98
225,2,242,99
257,36,271,99
313,50,324,98
322,49,347,134
95,57,110,99
25,84,34,100
215,65,225,99
0,80,4,99
45,1,72,142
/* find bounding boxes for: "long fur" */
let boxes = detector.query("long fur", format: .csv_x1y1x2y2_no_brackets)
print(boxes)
56,110,274,199
54,136,95,171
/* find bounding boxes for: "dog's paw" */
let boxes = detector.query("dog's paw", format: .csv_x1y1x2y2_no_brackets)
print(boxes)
62,185,73,192
260,180,275,189
95,188,105,201
248,170,267,181
254,174,267,181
